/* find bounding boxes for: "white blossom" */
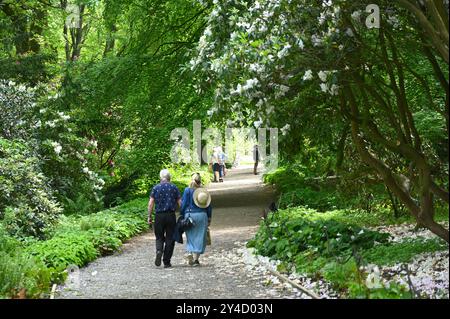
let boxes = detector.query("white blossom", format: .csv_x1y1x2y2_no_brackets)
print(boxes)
330,84,339,96
297,38,305,49
51,142,62,155
303,70,314,81
322,0,332,7
231,83,244,95
351,10,362,21
58,112,71,121
254,120,263,128
204,26,212,37
320,83,329,93
281,124,291,136
311,34,323,46
318,71,328,82
243,78,259,91
366,271,383,289
277,44,292,59
46,121,57,128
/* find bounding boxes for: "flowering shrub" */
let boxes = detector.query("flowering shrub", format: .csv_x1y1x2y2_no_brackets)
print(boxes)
0,138,61,239
190,0,449,241
0,80,105,228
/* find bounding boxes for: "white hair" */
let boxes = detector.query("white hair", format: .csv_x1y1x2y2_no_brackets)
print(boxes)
159,169,171,181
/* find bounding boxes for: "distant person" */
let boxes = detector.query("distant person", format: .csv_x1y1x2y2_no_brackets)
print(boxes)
148,169,181,268
210,147,220,182
180,173,212,266
253,144,259,175
218,146,227,182
233,152,240,168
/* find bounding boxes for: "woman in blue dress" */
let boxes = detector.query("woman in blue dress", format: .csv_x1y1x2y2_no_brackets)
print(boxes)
180,173,212,266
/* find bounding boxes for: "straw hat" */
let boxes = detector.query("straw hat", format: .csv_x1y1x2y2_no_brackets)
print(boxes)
193,188,211,208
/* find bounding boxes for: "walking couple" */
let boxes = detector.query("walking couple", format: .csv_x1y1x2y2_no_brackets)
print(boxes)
148,169,212,268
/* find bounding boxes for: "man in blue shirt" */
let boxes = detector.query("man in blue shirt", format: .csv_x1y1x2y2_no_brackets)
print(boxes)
148,169,181,268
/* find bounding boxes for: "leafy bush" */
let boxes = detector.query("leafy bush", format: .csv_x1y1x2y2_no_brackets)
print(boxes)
278,187,341,211
0,197,150,298
25,233,98,283
0,225,52,298
264,166,346,211
0,138,61,239
322,259,360,291
0,54,57,86
363,238,448,266
264,165,410,215
248,207,390,262
348,281,412,299
0,251,52,299
0,80,105,220
263,167,303,194
85,228,122,255
247,207,414,298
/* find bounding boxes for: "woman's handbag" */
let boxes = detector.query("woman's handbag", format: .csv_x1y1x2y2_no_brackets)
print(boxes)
181,215,195,231
206,228,211,246
181,188,196,231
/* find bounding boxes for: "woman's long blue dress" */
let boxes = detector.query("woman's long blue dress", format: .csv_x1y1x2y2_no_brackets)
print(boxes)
180,188,212,254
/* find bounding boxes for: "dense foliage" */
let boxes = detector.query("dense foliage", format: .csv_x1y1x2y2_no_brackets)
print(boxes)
0,138,61,239
0,198,148,298
249,208,391,261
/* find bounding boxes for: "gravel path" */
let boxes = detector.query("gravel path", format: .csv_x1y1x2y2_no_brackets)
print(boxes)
56,166,300,299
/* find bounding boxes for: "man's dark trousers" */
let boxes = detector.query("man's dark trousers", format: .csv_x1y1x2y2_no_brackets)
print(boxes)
154,212,176,265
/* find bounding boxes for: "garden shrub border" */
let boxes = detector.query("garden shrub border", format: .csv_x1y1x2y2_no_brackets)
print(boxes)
1,197,149,298
248,206,448,299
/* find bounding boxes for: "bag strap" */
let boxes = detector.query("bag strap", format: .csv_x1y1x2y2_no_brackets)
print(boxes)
187,188,194,216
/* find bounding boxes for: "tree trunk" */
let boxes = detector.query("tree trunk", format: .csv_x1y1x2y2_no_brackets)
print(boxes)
336,123,349,170
342,86,449,243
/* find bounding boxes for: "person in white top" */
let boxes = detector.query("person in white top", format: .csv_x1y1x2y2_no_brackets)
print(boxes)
210,147,220,182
